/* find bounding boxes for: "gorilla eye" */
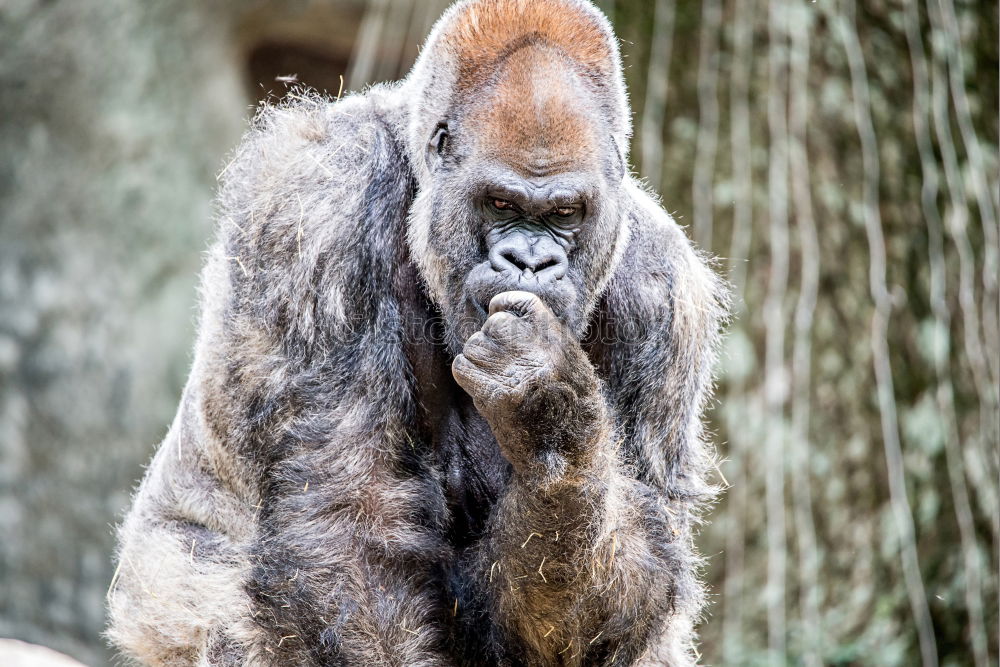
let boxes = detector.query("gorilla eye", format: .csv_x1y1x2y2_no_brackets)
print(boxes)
553,206,577,218
492,199,515,211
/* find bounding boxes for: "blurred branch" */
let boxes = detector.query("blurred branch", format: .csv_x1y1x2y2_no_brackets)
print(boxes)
639,0,674,193
347,0,390,90
788,7,822,665
721,0,755,660
837,0,939,663
692,0,721,252
763,2,790,659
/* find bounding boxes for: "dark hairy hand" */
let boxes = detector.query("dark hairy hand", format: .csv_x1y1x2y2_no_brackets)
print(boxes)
452,290,609,477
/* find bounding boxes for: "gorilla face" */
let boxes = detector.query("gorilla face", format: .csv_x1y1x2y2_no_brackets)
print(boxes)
450,160,604,336
408,44,628,352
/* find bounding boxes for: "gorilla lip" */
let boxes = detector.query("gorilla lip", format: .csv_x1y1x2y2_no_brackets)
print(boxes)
467,282,568,330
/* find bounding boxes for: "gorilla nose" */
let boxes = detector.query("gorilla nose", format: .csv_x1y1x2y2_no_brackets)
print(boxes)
489,234,567,282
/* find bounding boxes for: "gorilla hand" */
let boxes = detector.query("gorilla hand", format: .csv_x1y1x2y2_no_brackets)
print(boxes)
452,290,610,477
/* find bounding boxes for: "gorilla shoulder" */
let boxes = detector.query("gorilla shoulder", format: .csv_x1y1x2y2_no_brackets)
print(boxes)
216,90,411,247
613,177,725,316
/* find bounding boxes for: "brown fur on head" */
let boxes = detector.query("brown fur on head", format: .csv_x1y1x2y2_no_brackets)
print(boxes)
465,44,600,175
443,0,614,87
404,0,629,185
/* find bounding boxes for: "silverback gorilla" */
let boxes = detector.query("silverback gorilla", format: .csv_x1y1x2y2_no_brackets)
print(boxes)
107,0,728,664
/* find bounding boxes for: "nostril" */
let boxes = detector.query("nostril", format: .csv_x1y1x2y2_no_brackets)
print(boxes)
534,257,559,273
501,252,563,276
490,241,566,279
501,250,528,272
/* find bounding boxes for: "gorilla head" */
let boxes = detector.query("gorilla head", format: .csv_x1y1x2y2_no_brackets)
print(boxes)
405,0,631,350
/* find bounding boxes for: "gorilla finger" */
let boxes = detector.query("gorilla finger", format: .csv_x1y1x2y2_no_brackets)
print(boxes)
462,331,502,364
452,353,475,382
452,354,493,396
481,310,529,343
488,290,550,319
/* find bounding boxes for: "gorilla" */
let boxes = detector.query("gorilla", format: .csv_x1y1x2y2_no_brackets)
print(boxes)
107,0,728,665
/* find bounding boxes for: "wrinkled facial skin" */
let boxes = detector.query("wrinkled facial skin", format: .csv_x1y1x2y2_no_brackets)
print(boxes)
412,146,623,353
408,47,627,353
460,166,594,332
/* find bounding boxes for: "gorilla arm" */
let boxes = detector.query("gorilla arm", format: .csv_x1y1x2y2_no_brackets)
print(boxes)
107,382,260,666
109,97,456,666
452,183,726,666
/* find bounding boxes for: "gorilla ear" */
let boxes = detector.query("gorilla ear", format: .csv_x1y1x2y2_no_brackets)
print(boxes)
608,134,626,182
426,123,449,171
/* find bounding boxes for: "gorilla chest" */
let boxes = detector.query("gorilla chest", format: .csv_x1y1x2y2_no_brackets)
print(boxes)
433,400,511,548
406,329,511,548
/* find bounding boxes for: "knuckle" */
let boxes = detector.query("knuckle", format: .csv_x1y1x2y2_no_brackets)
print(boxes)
482,311,520,338
452,353,471,375
463,332,491,356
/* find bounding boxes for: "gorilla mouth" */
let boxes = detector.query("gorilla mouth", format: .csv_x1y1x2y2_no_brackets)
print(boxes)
462,263,576,332
469,280,553,315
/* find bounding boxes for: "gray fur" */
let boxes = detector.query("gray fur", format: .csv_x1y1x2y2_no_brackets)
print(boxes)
107,1,728,665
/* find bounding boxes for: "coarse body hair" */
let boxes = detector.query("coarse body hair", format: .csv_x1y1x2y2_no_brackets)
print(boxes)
107,1,729,665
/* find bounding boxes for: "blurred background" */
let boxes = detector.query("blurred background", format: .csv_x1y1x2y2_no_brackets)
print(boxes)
0,0,996,664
